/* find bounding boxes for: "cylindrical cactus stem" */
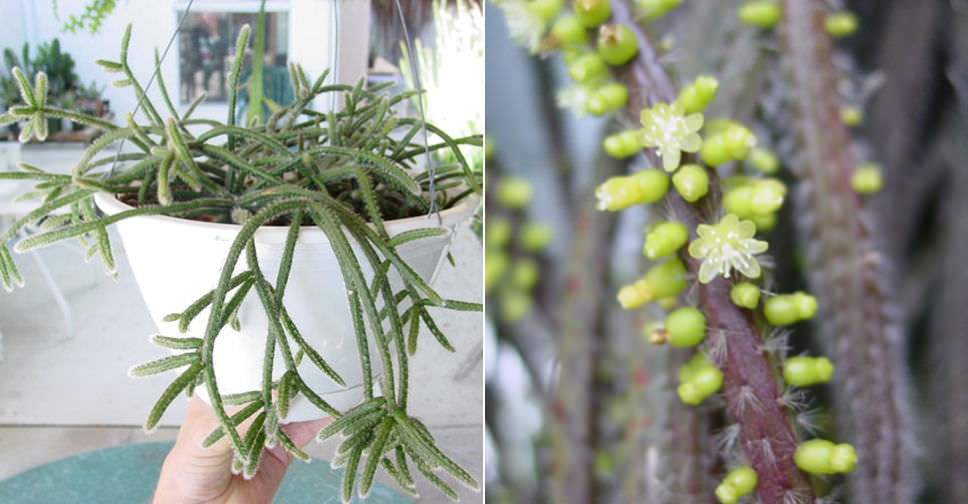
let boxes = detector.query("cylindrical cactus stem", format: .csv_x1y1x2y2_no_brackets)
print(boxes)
780,2,915,503
546,156,619,504
610,1,815,502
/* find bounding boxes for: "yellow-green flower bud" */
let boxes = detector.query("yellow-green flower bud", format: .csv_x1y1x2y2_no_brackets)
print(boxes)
511,259,540,290
723,185,755,217
643,221,689,259
500,288,533,323
737,1,782,28
794,439,858,474
748,147,779,174
486,218,512,249
595,169,669,211
671,163,710,203
851,163,883,195
730,281,760,309
700,133,731,167
637,0,682,20
678,365,723,405
485,251,508,292
750,178,787,215
616,258,687,309
715,467,758,504
603,129,644,158
764,294,799,326
521,222,554,252
723,125,756,160
750,213,776,232
783,356,835,386
825,11,858,38
791,291,818,320
497,176,533,209
665,306,707,347
587,82,629,115
841,105,863,126
677,75,719,114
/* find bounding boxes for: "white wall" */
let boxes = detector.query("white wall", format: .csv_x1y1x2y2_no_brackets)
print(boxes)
0,1,27,58
7,0,370,124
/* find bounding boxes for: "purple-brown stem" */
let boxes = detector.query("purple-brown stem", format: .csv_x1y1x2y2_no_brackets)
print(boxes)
781,2,914,503
611,1,815,502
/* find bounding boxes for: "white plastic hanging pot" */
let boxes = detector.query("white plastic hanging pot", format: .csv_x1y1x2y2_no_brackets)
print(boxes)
95,192,478,422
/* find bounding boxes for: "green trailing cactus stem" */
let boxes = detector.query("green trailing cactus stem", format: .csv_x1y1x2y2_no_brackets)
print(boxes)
0,24,482,501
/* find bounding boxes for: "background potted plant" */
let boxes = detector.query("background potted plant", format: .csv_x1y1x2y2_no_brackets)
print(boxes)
0,22,481,501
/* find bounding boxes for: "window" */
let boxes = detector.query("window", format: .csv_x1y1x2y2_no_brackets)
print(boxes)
176,9,289,104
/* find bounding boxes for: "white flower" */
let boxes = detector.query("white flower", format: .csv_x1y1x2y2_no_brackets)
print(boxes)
495,1,547,53
688,214,768,283
640,102,703,172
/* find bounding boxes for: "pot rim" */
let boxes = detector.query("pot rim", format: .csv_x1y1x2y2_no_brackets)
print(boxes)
93,190,480,244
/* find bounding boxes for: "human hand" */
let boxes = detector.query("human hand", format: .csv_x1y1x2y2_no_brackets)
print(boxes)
152,396,330,504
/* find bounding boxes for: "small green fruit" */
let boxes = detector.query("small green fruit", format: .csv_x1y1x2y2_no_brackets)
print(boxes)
597,24,638,65
574,0,612,27
825,11,858,38
643,221,689,259
730,282,760,309
551,15,589,47
568,53,608,84
737,1,782,28
532,0,564,23
671,163,710,202
665,306,707,347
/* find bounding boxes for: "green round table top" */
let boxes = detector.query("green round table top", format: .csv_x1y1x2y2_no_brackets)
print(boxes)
0,441,410,503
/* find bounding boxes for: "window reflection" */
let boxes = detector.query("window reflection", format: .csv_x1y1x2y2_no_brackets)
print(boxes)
177,10,289,104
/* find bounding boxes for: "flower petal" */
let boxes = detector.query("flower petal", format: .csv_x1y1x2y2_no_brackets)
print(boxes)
681,133,702,153
685,113,704,131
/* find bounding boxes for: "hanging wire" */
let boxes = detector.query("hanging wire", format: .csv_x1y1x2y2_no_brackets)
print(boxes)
107,0,196,177
330,0,340,113
391,0,441,222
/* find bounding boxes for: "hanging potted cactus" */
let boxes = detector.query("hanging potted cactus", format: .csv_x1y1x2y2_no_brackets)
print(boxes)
0,23,481,501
